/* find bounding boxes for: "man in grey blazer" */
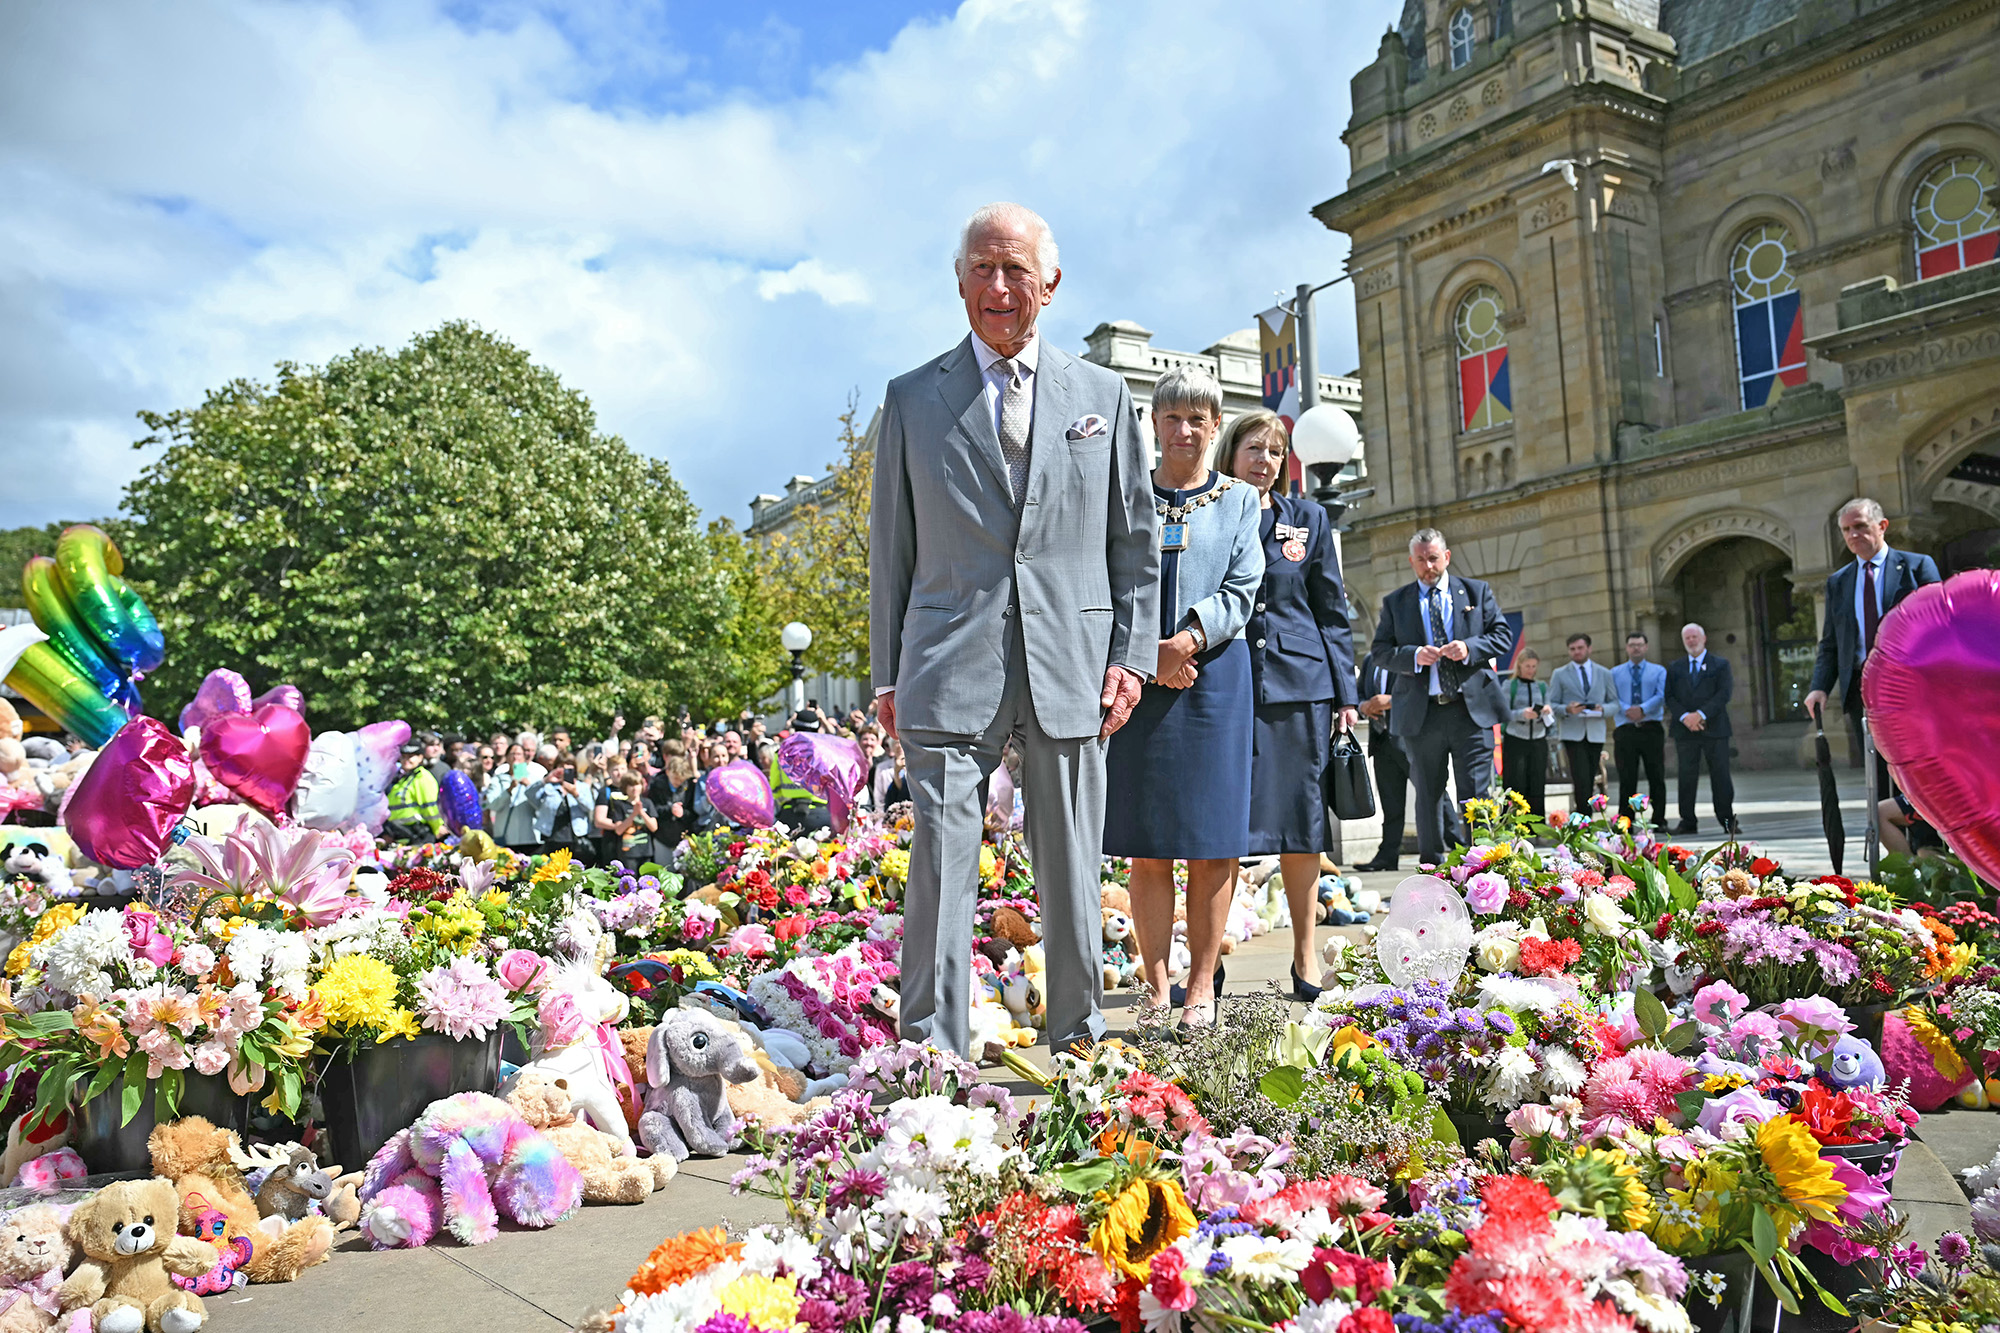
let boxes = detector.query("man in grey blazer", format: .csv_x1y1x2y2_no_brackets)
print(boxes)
1547,633,1619,818
869,202,1159,1060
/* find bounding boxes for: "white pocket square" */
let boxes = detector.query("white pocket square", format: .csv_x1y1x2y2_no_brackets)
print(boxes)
1066,414,1109,440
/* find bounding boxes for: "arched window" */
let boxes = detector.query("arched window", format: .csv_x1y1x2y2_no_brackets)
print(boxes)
1449,8,1475,69
1730,223,1806,409
1454,285,1512,433
1913,155,1999,279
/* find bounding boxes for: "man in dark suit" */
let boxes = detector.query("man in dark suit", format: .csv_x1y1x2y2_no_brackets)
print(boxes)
1357,661,1458,871
1803,498,1941,794
1664,622,1739,837
1367,528,1513,863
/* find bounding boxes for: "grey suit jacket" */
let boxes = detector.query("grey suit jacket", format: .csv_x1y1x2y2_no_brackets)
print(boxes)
1547,660,1620,743
869,335,1160,740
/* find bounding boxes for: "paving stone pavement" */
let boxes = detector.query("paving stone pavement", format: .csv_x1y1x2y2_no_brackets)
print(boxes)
201,891,1978,1330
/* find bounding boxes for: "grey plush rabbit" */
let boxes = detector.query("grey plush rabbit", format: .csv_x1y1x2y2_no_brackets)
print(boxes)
638,1009,761,1160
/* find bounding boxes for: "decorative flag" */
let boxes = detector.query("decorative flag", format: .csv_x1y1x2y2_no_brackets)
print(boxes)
1257,304,1305,490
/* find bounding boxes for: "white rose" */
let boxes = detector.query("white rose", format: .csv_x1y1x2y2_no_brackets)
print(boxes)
1475,931,1521,973
1583,892,1630,937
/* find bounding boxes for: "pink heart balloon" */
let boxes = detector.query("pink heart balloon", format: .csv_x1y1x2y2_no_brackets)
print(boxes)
704,759,775,829
179,668,251,735
64,716,196,868
1864,569,2000,885
778,732,866,834
200,704,311,815
252,683,305,715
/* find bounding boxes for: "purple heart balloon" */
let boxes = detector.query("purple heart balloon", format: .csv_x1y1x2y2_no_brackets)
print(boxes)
251,683,305,715
64,716,196,868
179,668,251,736
704,760,775,829
778,733,867,834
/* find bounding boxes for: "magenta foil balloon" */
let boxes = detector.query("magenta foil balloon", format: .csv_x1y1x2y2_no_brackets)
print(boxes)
705,759,776,829
439,768,484,835
65,716,195,868
179,668,251,735
778,732,867,834
1864,568,2000,886
251,683,305,715
199,703,311,815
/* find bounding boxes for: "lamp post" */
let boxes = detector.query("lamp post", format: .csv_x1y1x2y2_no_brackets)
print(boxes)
781,622,812,717
1289,403,1366,529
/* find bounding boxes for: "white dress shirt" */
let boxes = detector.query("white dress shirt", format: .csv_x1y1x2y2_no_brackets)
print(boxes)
1853,548,1887,659
970,331,1040,439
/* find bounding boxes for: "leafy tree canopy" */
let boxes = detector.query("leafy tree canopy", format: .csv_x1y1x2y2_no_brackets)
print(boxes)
122,322,741,734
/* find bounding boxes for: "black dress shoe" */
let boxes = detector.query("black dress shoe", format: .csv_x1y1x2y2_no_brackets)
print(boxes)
1169,961,1226,1009
1721,817,1743,837
1291,965,1322,1003
1356,856,1399,872
1670,821,1698,835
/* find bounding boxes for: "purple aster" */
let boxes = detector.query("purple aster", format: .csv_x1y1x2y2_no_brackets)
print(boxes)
827,1167,887,1211
1940,1231,1974,1265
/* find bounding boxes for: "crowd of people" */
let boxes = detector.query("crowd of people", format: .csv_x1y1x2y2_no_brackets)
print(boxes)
379,703,904,866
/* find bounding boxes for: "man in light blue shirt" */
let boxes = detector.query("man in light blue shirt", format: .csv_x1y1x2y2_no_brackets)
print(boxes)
1612,630,1669,831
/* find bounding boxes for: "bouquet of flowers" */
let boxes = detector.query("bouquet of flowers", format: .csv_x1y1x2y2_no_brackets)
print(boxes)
745,936,900,1074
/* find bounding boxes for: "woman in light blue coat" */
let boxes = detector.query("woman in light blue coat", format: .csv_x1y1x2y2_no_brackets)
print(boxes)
1103,366,1264,1032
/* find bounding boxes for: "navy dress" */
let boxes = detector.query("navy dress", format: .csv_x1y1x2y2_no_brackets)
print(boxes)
1245,492,1359,855
1103,475,1257,861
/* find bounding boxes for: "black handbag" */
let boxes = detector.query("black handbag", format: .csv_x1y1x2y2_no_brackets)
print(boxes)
1325,728,1376,821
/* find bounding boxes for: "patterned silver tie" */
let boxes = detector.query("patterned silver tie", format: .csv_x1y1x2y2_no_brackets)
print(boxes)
994,358,1031,508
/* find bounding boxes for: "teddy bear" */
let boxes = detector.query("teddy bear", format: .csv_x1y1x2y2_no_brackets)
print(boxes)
145,1118,332,1284
1100,908,1138,988
496,962,637,1155
358,1091,584,1249
1100,884,1131,914
502,1070,671,1205
0,701,19,743
0,1204,71,1333
638,1010,760,1161
987,905,1039,951
58,1178,219,1333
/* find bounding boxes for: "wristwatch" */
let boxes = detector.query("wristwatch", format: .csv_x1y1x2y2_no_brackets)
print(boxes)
1186,622,1208,653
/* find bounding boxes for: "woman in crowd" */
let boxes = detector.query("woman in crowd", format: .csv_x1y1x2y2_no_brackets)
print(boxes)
1103,365,1263,1032
531,752,593,856
651,746,701,856
1501,648,1553,820
1218,409,1359,1001
494,744,552,852
594,772,658,868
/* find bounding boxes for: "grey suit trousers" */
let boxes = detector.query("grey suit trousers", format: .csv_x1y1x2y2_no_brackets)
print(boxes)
898,628,1105,1059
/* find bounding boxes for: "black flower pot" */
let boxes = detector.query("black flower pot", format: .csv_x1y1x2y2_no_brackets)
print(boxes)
1445,1109,1511,1148
1823,1135,1903,1184
1684,1250,1769,1333
1845,1000,1900,1055
74,1072,249,1175
318,1031,501,1173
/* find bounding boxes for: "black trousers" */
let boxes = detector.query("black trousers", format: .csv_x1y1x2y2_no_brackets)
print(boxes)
1673,728,1735,826
1843,685,1895,800
1614,722,1668,828
1409,699,1495,862
1500,734,1547,819
1562,739,1602,817
1370,732,1410,860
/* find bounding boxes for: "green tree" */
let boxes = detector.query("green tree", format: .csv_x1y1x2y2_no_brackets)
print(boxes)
121,322,729,734
696,518,791,717
767,397,873,680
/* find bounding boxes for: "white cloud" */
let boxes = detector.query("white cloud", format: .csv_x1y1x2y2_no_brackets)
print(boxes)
0,0,1393,529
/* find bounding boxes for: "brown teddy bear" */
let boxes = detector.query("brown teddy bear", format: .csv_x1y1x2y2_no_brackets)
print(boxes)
502,1070,673,1205
0,1204,71,1333
58,1178,217,1333
988,905,1038,950
1100,884,1132,914
145,1119,331,1284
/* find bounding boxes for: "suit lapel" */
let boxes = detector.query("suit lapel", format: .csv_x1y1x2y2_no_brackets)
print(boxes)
1024,343,1072,510
1450,575,1471,639
936,337,1012,498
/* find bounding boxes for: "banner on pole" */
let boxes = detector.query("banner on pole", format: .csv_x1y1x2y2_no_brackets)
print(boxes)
1257,304,1304,491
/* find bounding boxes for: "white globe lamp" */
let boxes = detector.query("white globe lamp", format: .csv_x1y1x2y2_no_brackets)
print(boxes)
1290,405,1363,470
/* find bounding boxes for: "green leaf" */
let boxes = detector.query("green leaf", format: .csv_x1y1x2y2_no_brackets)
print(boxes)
118,1077,144,1128
155,1067,183,1124
1431,1105,1462,1146
1663,1021,1700,1053
1675,1089,1708,1121
1258,1066,1307,1107
1052,1159,1121,1195
1751,1205,1778,1262
1633,988,1671,1040
83,1059,121,1104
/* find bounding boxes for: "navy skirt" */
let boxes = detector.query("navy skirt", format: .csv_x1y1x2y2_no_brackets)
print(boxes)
1248,699,1333,855
1103,638,1253,860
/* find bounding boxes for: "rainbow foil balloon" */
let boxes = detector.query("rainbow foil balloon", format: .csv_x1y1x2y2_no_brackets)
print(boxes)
7,525,164,747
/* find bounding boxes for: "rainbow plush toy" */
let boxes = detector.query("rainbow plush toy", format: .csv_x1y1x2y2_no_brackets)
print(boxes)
358,1092,584,1249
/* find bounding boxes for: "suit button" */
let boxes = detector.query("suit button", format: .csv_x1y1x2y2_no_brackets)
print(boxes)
1255,602,1266,612
1255,638,1266,648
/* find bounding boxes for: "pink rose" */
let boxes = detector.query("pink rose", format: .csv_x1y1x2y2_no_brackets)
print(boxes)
496,949,551,993
122,909,176,968
537,990,587,1051
190,1041,231,1077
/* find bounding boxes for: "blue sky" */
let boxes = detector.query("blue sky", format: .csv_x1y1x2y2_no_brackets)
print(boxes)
2,0,1400,530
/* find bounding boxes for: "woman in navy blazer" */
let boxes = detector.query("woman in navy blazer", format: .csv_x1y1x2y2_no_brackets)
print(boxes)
1217,411,1360,1000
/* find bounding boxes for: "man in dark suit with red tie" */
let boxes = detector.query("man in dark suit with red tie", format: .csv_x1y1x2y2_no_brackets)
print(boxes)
1803,498,1941,794
1367,528,1513,863
1664,622,1739,837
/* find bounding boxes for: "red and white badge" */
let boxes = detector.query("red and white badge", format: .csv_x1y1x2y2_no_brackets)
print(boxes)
1275,524,1309,563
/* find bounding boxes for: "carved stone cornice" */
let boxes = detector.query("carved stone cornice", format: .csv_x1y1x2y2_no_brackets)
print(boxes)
1794,224,1909,273
1663,279,1726,312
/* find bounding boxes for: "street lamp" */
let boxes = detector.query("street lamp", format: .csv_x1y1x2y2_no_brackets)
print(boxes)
781,622,812,716
1289,403,1365,523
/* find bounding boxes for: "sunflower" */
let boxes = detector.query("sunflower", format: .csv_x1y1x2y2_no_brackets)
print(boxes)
627,1227,744,1296
1756,1115,1847,1225
1090,1177,1196,1281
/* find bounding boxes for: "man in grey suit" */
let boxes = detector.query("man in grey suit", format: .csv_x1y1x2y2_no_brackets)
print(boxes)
869,202,1159,1061
1547,633,1619,818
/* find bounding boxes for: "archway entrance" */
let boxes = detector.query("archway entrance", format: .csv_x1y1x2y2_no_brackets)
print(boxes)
1671,536,1812,762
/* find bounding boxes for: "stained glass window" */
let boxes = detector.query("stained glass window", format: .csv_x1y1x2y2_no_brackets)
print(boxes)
1455,285,1511,432
1449,8,1475,69
1913,155,1999,280
1731,224,1807,410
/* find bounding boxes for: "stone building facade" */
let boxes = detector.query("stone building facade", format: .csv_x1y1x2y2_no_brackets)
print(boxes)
1318,0,2000,766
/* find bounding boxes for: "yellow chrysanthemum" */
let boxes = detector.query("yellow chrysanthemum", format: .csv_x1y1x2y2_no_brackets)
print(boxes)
376,1007,422,1043
314,955,403,1032
879,849,910,883
715,1272,800,1331
1090,1178,1197,1281
1757,1116,1847,1225
978,845,998,884
658,950,718,979
532,849,574,883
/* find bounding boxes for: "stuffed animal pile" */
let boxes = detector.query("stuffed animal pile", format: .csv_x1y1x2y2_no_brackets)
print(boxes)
359,1091,584,1248
146,1118,335,1285
503,1070,674,1204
